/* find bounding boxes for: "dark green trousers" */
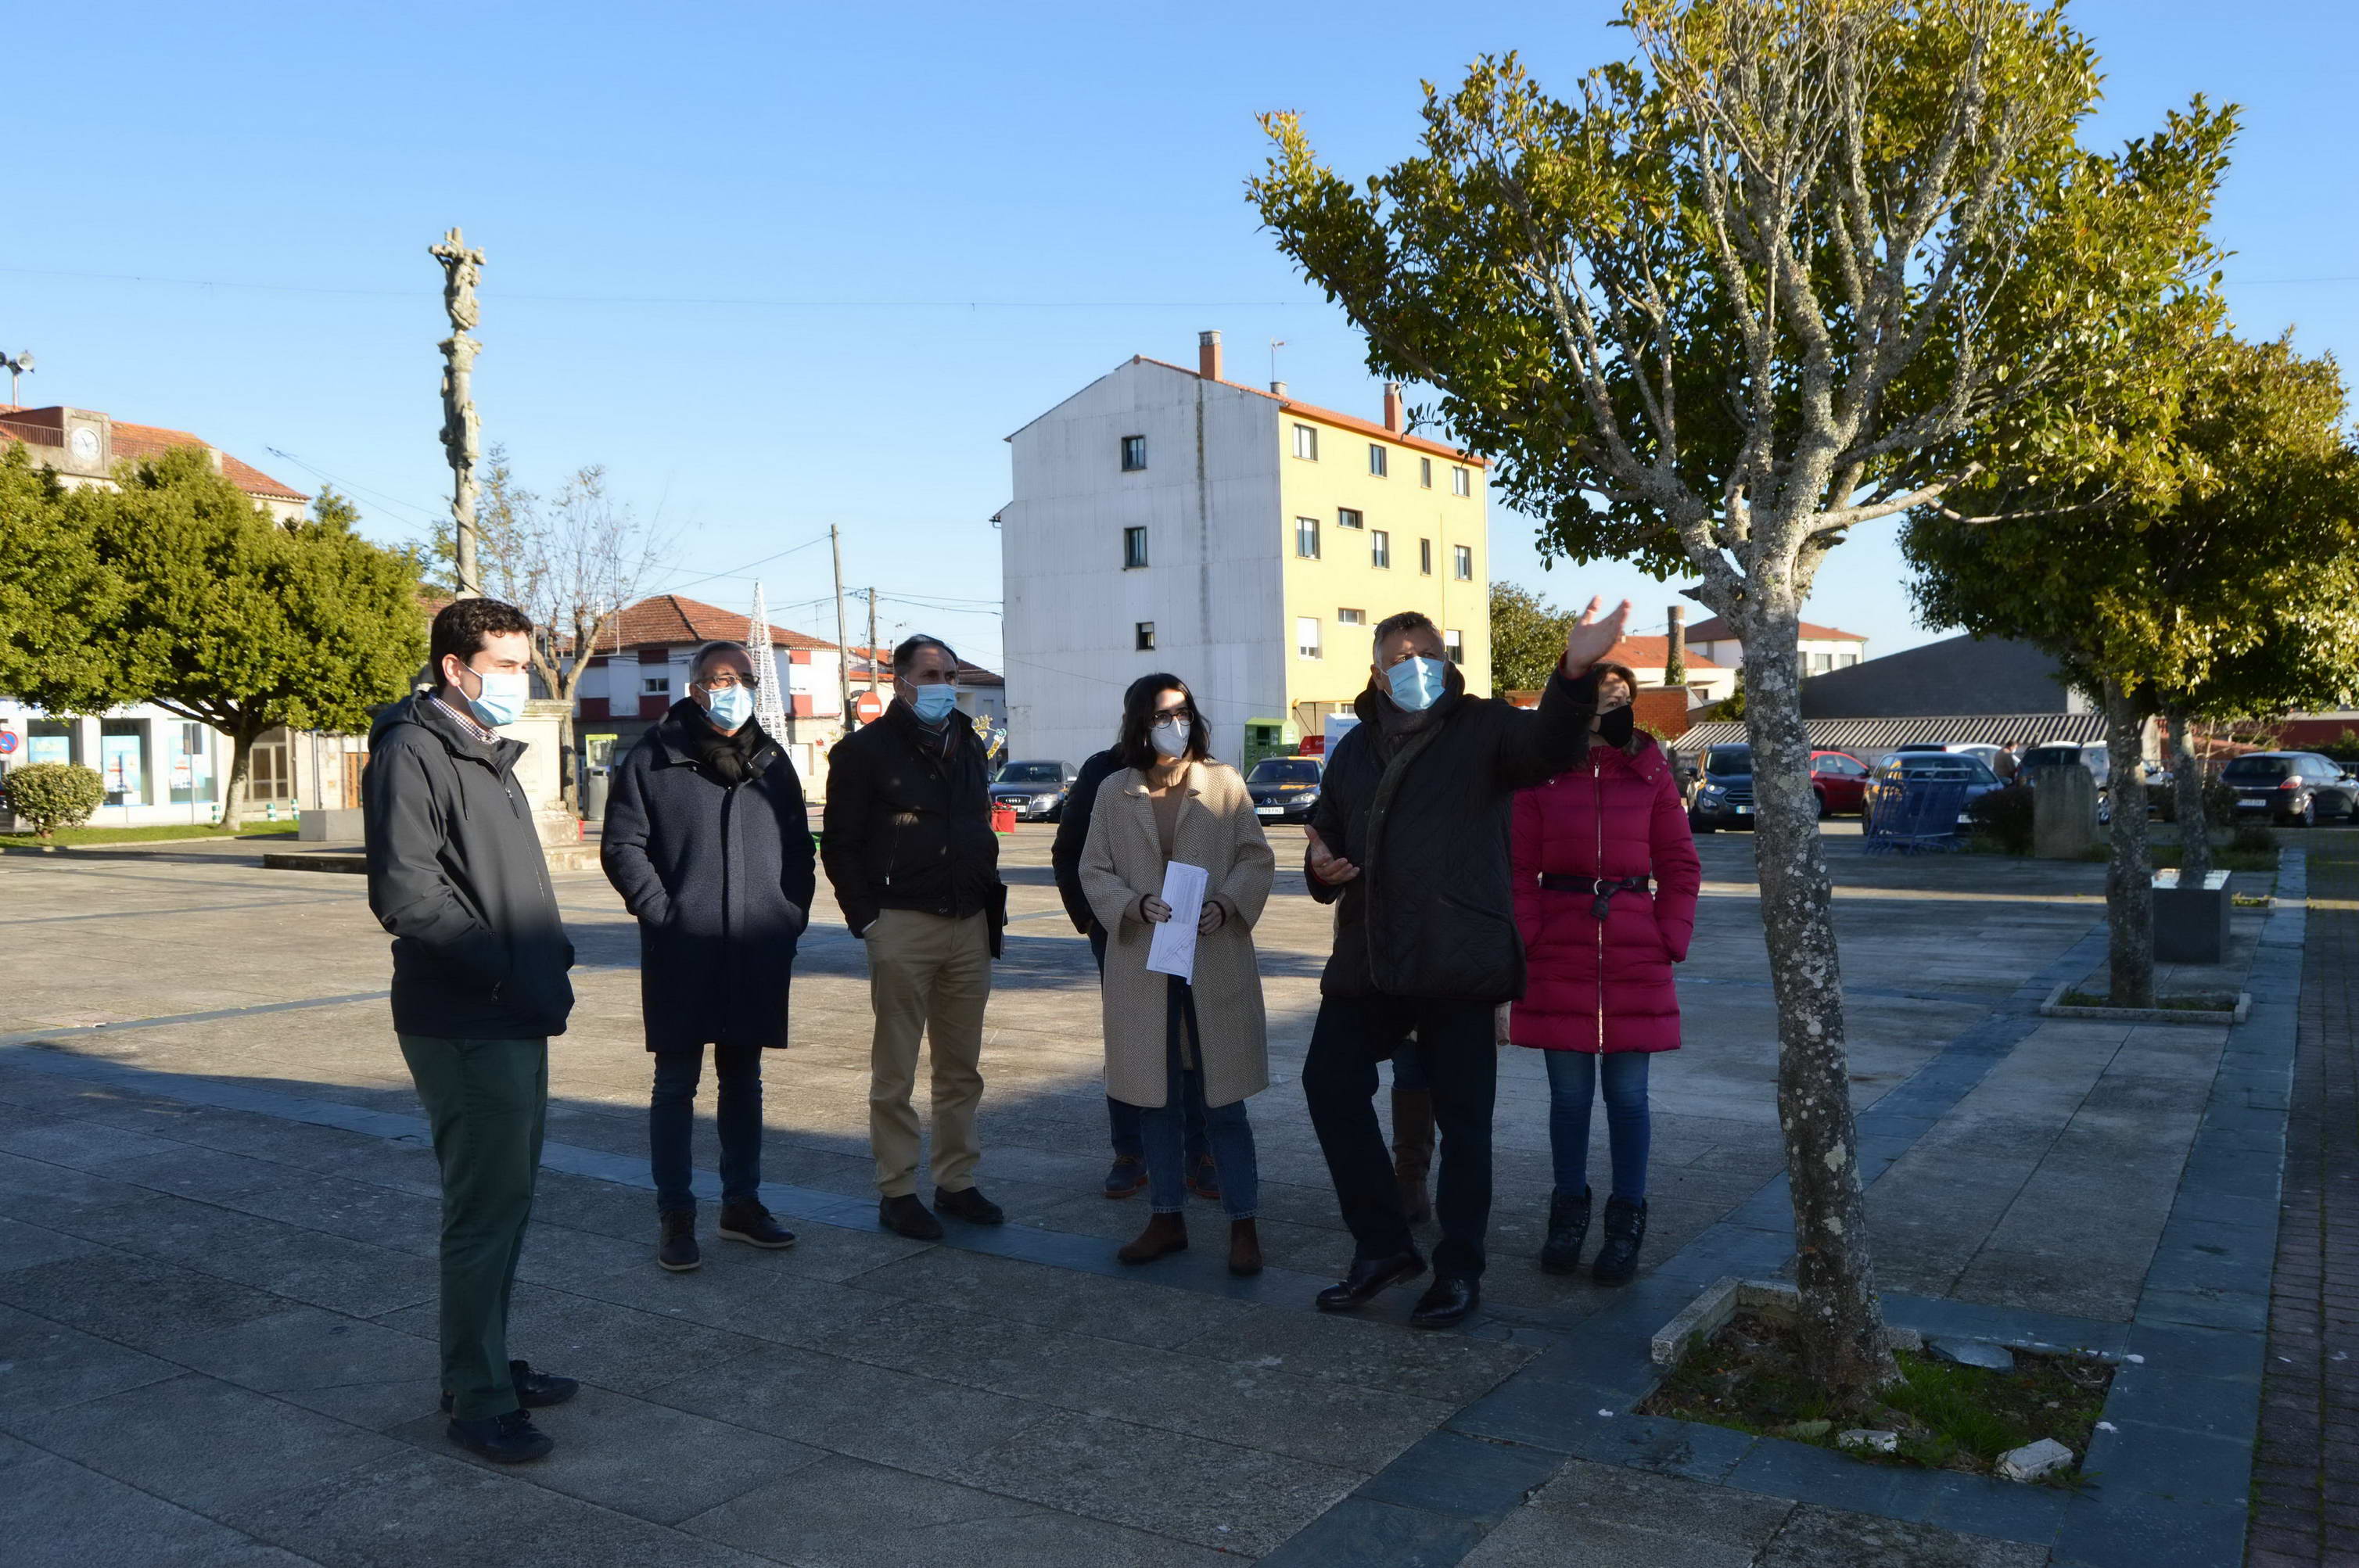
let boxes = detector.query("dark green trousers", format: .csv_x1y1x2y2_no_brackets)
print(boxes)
397,1033,548,1421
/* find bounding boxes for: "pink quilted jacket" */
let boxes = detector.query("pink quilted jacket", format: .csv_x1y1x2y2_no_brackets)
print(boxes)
1508,737,1701,1053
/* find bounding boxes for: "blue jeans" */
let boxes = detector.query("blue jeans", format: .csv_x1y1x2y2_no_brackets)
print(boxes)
651,1044,764,1214
1391,1035,1428,1093
1543,1050,1651,1204
1093,926,1206,1163
1138,978,1258,1219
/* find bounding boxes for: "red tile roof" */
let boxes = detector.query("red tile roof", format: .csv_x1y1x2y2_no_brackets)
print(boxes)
0,403,307,503
1685,616,1867,644
604,594,836,652
1604,636,1722,672
1129,358,1489,467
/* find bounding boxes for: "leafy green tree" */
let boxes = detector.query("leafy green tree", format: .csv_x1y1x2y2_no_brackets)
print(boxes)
1490,582,1572,692
0,445,120,706
5,449,425,826
1251,0,2232,1394
1908,330,2359,1002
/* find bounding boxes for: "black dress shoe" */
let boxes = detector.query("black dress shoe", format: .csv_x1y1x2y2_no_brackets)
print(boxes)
1315,1250,1427,1313
1410,1276,1480,1329
440,1359,579,1415
879,1193,946,1240
935,1186,1006,1225
446,1409,554,1463
658,1209,701,1272
718,1200,797,1250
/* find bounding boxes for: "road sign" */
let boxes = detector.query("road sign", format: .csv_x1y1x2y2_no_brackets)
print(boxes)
853,690,886,723
0,730,16,756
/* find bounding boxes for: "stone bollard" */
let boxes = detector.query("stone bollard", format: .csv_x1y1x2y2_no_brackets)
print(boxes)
2032,766,2099,859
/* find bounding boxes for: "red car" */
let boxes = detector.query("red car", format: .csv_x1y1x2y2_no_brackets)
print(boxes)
1809,750,1872,816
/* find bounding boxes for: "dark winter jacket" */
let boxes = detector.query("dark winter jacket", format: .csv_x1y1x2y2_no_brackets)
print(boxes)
1307,666,1598,1003
1509,736,1702,1053
1050,748,1122,933
363,694,574,1040
601,700,817,1053
820,701,1004,947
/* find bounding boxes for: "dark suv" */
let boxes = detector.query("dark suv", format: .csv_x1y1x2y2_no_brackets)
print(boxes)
989,759,1079,822
1247,755,1325,823
2222,752,2358,827
1687,745,1759,831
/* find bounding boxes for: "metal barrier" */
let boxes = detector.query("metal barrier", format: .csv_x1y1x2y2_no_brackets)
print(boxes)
1864,780,1972,855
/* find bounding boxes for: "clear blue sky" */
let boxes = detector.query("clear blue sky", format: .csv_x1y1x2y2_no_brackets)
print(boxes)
8,1,2354,673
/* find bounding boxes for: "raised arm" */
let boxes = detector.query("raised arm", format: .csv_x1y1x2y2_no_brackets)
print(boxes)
1495,597,1628,791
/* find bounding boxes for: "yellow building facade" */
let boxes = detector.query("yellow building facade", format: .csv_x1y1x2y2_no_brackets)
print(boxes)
1274,407,1491,743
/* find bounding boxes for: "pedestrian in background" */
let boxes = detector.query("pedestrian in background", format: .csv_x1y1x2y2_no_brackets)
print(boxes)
602,640,813,1272
1053,738,1216,1203
1508,661,1700,1285
1079,674,1276,1275
823,634,1008,1240
364,597,578,1464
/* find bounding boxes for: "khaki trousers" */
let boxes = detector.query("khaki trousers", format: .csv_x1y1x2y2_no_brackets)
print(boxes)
864,908,992,1197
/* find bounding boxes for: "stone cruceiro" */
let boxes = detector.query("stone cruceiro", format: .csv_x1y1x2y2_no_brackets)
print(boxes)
1996,1437,2076,1482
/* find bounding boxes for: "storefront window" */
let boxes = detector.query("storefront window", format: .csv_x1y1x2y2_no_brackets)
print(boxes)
27,719,75,766
100,719,151,806
169,722,217,805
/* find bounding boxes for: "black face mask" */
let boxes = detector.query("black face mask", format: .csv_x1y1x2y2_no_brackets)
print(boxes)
1598,705,1636,746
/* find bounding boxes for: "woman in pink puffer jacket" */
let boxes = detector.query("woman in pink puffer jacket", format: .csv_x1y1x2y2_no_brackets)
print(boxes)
1508,663,1700,1285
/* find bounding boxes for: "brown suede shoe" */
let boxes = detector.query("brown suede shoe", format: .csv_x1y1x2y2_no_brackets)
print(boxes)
1118,1211,1188,1265
1228,1218,1264,1277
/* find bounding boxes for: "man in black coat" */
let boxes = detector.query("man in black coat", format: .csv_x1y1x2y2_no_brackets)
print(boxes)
365,597,580,1464
1302,601,1627,1328
1051,745,1212,1199
602,640,813,1272
822,635,1007,1240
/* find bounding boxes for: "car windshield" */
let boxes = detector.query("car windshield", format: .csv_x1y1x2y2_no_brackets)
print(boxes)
995,762,1064,784
1894,755,1995,784
2223,757,2292,781
1704,746,1753,775
1248,760,1321,784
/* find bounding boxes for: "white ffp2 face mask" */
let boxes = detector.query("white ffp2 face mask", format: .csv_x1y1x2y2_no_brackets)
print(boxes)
1151,717,1190,758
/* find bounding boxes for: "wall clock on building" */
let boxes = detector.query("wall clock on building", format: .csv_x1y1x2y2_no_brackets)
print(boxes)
69,427,99,462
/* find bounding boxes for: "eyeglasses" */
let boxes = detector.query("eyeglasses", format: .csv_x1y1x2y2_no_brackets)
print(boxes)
698,673,759,691
1150,710,1188,730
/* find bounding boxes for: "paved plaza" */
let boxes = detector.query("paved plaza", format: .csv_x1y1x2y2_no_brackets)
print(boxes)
0,823,2322,1566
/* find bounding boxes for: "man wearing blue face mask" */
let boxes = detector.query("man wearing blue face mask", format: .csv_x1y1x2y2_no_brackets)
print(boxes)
1299,599,1629,1328
603,640,813,1272
365,597,579,1463
822,634,1008,1240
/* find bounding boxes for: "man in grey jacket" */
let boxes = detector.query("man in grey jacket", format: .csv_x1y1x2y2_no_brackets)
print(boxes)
364,597,579,1463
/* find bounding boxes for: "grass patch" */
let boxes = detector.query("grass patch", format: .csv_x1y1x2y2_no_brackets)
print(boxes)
2058,988,2238,1012
0,821,300,849
1639,1311,2110,1484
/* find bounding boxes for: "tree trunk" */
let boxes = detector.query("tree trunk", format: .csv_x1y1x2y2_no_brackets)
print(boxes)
1741,605,1900,1396
2102,680,2156,1008
2166,704,2210,887
218,726,257,831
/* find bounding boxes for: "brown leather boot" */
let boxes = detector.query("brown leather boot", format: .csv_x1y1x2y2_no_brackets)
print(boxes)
1118,1211,1188,1265
1228,1218,1264,1277
1392,1089,1435,1225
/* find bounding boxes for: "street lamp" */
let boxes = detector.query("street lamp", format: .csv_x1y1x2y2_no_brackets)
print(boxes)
1,350,31,405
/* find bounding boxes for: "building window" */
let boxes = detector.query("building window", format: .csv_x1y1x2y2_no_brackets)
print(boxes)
1452,544,1473,580
25,719,75,766
1444,629,1464,666
1293,423,1319,461
1297,617,1322,658
1452,465,1471,497
1120,435,1147,472
1294,515,1320,559
99,718,151,805
1338,608,1365,626
1337,508,1363,530
1123,526,1149,569
1809,651,1833,675
1368,444,1388,477
1420,457,1433,488
1837,652,1859,669
642,676,670,695
1420,537,1434,575
247,728,291,802
169,720,215,806
1136,622,1155,651
1370,529,1390,569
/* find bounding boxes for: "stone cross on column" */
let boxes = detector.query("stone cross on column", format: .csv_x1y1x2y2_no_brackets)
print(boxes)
430,226,487,599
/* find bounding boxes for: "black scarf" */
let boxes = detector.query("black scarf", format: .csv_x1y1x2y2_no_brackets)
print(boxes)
684,709,766,785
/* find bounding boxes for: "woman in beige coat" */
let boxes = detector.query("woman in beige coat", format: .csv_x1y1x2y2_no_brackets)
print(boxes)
1079,673,1275,1276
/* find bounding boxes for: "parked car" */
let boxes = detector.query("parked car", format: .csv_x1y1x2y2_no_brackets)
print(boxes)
2020,742,2107,786
2221,752,2359,827
1247,755,1324,823
1864,752,2007,830
989,759,1079,822
1686,745,1876,830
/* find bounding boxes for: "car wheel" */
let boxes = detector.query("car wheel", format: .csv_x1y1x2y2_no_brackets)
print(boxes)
1813,789,1829,819
2300,795,2318,828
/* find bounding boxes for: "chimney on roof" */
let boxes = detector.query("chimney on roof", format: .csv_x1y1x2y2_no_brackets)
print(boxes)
1198,329,1223,382
1269,380,1288,397
1383,381,1406,433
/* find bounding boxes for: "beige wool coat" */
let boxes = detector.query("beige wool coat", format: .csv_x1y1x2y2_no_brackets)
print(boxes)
1078,760,1275,1109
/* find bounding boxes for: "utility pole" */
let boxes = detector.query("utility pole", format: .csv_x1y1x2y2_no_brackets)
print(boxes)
866,588,881,698
830,525,853,727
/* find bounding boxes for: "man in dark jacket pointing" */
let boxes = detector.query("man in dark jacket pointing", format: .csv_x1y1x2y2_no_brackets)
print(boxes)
365,597,579,1463
1302,599,1628,1328
603,639,813,1272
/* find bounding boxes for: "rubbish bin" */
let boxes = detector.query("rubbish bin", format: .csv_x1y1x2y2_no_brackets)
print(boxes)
583,767,612,824
2153,868,2230,963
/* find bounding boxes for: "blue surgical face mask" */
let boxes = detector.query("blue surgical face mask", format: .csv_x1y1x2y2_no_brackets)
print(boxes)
908,684,959,723
462,666,530,729
1386,656,1447,713
703,683,752,730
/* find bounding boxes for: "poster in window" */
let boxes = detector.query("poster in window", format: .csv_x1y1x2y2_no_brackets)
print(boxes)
101,734,144,801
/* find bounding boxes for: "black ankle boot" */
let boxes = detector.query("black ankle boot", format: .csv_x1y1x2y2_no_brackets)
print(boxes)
1592,1197,1647,1286
1540,1189,1592,1276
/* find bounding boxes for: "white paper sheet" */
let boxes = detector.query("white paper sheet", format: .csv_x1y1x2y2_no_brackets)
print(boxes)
1145,861,1211,984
